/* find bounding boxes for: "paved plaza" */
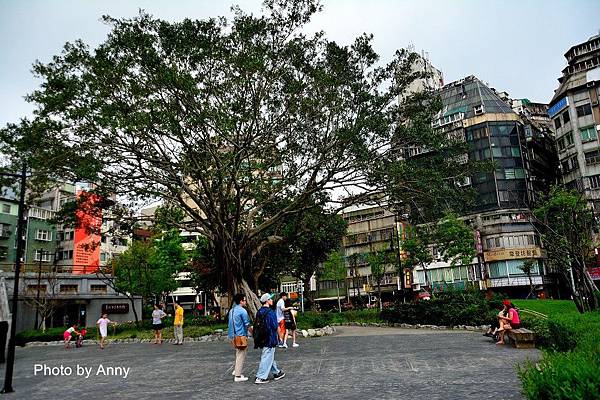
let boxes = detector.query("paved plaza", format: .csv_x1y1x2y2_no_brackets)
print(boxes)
0,326,539,400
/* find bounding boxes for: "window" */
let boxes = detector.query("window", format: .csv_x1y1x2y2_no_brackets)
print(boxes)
35,230,51,241
90,284,107,293
562,156,580,172
585,150,600,165
0,223,10,238
2,204,10,213
59,250,73,260
554,117,562,129
558,137,565,150
580,126,598,142
59,285,78,294
576,103,592,117
504,168,525,179
26,285,47,293
34,250,51,262
562,110,571,124
100,253,107,262
511,147,521,157
589,174,600,189
64,231,74,241
565,132,574,146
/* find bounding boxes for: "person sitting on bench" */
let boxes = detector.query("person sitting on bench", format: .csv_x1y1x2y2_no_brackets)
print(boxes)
496,300,520,345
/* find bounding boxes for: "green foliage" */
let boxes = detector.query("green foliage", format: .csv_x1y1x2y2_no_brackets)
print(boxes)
15,320,228,345
519,351,600,400
517,304,600,400
295,309,382,330
321,250,347,282
111,230,186,304
0,0,470,305
402,213,475,285
533,186,599,312
380,291,496,326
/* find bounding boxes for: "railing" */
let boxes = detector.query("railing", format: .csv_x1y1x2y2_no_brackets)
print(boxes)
28,207,56,220
0,263,107,275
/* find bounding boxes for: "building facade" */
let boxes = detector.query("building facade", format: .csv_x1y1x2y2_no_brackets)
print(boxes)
548,34,600,208
1,272,141,333
409,76,558,297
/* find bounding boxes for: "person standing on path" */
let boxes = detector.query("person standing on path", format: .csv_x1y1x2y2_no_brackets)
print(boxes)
276,292,293,348
227,293,252,382
173,300,184,345
96,313,116,349
283,300,299,348
152,304,167,344
254,293,286,384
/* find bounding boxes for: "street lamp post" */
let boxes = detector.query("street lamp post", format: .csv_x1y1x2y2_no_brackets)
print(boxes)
2,163,27,394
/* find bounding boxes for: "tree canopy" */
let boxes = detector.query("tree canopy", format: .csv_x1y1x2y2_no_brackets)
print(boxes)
0,0,475,312
533,186,599,312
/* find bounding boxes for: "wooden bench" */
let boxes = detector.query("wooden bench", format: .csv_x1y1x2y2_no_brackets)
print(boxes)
507,328,536,349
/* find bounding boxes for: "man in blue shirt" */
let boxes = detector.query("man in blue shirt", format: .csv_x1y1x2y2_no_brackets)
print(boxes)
254,293,286,384
228,293,251,382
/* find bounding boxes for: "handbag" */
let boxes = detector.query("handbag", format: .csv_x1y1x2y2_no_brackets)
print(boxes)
231,308,248,350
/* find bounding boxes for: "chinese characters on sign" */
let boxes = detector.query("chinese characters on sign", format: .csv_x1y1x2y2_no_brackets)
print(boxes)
102,304,129,314
483,247,546,262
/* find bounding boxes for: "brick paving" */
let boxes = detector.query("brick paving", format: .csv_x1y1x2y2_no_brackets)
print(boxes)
0,326,539,399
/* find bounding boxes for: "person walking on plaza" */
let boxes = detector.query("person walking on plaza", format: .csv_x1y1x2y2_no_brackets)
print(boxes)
283,299,299,348
152,303,167,344
173,300,184,345
254,293,286,384
276,292,293,348
96,313,116,350
228,293,252,382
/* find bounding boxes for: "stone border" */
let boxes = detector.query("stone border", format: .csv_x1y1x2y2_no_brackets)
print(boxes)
23,326,337,347
330,322,490,331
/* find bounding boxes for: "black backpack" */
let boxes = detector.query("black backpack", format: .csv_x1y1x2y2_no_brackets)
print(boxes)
253,309,270,349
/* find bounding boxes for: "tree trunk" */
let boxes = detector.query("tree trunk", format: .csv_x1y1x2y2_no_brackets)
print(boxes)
336,280,341,313
234,278,260,317
128,296,139,323
378,282,382,311
526,273,534,300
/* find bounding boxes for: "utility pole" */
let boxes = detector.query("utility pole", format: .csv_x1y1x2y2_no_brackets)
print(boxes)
34,251,43,330
2,163,27,394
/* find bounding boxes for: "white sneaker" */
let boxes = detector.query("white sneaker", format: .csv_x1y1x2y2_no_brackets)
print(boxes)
282,342,288,348
292,343,299,347
234,375,249,382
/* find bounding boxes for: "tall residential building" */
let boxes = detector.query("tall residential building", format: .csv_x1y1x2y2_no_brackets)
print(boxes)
548,34,600,210
410,76,558,297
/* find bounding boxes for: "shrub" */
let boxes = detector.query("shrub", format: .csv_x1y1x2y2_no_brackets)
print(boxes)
519,351,600,400
519,310,600,400
380,291,497,327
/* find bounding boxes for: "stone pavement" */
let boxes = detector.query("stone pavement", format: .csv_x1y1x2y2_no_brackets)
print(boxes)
0,326,539,400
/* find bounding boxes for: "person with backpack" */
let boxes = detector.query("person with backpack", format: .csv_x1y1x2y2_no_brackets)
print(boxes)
228,293,252,382
253,293,286,384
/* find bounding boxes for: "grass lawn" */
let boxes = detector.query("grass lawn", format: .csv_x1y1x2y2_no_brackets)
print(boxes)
511,299,579,318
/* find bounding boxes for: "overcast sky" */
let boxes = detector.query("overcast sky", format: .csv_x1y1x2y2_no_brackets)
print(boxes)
1,0,599,126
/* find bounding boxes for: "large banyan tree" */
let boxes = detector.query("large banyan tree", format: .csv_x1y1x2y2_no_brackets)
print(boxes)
0,0,475,314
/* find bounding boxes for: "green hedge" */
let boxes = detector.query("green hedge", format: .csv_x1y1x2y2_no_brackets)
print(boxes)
518,309,600,400
380,291,502,326
295,309,381,330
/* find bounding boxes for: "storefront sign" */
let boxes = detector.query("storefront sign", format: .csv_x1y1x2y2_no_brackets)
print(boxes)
102,303,129,314
483,247,545,262
588,267,600,280
548,97,568,118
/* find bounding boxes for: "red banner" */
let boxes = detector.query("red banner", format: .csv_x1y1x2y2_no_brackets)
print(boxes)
72,191,102,274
